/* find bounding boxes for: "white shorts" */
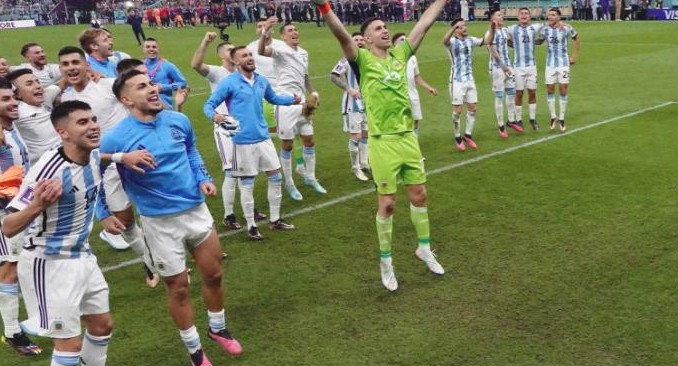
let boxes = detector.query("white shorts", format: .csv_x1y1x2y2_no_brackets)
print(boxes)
342,112,368,134
514,66,538,90
231,139,281,177
18,251,109,339
0,232,21,263
276,104,313,140
545,66,570,85
410,99,423,120
139,203,214,277
449,80,478,105
490,67,516,92
213,125,234,171
102,163,132,213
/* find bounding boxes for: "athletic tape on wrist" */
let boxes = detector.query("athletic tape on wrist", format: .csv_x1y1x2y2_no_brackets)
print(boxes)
112,153,124,164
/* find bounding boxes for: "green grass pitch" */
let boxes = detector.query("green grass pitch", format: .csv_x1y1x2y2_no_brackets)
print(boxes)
1,19,678,365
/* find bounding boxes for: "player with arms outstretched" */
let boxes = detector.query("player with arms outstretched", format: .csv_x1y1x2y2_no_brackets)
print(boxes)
315,0,447,291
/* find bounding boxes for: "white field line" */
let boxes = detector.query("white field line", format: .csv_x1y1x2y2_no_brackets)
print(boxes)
101,101,676,273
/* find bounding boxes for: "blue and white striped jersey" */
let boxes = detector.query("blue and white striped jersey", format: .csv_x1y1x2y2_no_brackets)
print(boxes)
487,27,512,70
0,128,30,174
448,36,483,83
507,23,544,68
540,25,578,68
7,148,102,259
331,58,364,114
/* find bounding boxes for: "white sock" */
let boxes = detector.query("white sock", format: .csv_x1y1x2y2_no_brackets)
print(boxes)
358,137,369,169
547,93,557,119
529,103,537,120
302,145,316,181
222,171,237,217
559,95,568,121
179,326,202,355
267,172,282,223
280,149,294,186
506,89,517,122
465,111,476,136
120,221,144,258
452,112,462,137
494,94,504,127
515,105,523,121
238,177,255,229
51,350,80,366
348,138,359,169
207,309,226,333
380,256,392,265
0,282,20,337
81,331,111,366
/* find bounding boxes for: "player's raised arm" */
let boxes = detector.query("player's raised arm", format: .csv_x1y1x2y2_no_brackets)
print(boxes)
258,16,277,57
481,20,497,46
443,24,456,47
408,0,448,51
314,0,358,61
191,32,217,77
570,33,581,65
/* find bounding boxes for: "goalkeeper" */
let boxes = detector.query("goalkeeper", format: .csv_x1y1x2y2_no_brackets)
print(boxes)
204,45,301,241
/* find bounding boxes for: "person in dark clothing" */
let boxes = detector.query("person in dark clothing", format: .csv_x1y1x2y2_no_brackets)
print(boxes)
127,9,146,46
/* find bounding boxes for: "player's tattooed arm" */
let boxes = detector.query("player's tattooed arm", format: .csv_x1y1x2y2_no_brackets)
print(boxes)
409,0,447,51
481,20,496,46
330,73,348,91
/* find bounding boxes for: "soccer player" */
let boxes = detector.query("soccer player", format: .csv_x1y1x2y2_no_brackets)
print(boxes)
443,18,496,151
0,78,41,356
315,0,447,291
79,28,118,77
2,101,115,366
104,70,243,366
330,32,370,181
143,38,188,110
14,43,61,86
487,10,519,139
392,32,439,137
506,8,543,131
538,8,580,132
204,46,300,240
6,69,61,165
57,46,159,285
258,17,326,201
0,58,10,78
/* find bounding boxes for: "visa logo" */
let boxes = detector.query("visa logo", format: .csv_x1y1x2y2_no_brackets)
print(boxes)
664,10,678,19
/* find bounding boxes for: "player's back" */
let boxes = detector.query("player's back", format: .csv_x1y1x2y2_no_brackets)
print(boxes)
9,148,101,258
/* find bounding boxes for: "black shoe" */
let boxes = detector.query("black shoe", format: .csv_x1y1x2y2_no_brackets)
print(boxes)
517,120,524,129
269,219,296,231
530,119,539,131
254,209,267,222
223,214,242,230
189,349,207,366
559,119,567,132
247,226,263,241
550,118,558,130
1,332,42,356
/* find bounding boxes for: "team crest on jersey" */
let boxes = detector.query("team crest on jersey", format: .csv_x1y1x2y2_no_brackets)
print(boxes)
392,60,402,70
20,186,34,204
170,126,184,141
53,321,64,331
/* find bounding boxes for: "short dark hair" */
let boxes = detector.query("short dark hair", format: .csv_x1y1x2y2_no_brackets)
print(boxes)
351,32,362,38
58,46,86,60
518,7,530,12
216,41,232,55
549,7,561,15
279,22,294,34
50,100,91,127
6,68,33,84
0,78,12,90
113,69,145,100
360,17,381,35
391,32,406,44
145,37,158,43
20,43,39,57
116,58,144,75
451,18,464,28
230,45,248,60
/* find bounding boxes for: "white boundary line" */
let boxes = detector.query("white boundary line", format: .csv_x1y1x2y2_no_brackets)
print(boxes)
101,101,676,273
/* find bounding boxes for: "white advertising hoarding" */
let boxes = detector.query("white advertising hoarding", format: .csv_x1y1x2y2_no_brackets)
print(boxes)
0,20,37,30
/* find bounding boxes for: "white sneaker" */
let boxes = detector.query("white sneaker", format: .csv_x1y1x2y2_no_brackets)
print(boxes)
415,247,445,275
380,261,398,291
352,167,369,181
99,231,130,250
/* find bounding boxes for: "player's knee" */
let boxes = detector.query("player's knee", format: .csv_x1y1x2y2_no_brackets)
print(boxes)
55,337,83,352
89,316,114,337
0,263,18,283
202,269,222,288
267,172,283,183
240,177,255,187
302,139,314,148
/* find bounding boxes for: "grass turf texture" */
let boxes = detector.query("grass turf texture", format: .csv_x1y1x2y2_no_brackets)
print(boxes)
1,20,677,365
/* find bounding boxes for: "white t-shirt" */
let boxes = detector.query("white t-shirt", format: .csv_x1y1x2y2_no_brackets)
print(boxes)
247,38,286,88
205,65,232,115
269,42,308,96
406,56,420,102
14,63,61,86
60,79,128,132
15,85,62,165
109,51,131,64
